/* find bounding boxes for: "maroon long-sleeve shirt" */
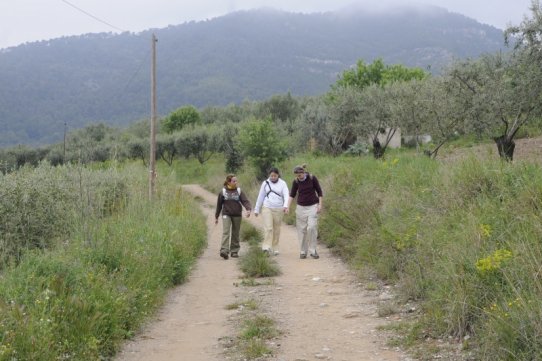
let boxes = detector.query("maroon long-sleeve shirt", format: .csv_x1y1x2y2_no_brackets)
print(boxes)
289,173,323,206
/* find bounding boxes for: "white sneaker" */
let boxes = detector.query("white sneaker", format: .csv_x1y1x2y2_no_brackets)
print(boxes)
273,250,279,256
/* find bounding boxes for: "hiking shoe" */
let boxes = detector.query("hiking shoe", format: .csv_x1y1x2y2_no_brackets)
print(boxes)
220,251,229,260
310,252,319,259
230,252,239,258
300,253,307,259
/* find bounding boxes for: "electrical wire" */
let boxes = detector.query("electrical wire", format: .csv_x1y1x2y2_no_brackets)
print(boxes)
61,0,126,32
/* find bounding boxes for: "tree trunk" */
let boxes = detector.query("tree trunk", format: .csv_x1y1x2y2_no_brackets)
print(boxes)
372,138,384,159
493,135,515,161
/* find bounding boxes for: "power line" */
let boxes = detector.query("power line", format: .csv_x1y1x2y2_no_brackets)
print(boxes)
121,48,152,93
61,0,126,32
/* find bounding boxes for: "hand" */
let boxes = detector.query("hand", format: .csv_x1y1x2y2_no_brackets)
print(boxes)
284,207,289,214
254,212,259,217
317,204,322,214
215,218,218,225
245,211,251,218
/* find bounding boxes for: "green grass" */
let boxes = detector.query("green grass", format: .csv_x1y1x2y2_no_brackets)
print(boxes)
241,315,278,340
239,315,278,359
217,151,542,360
225,299,259,311
0,163,206,360
240,222,263,246
239,246,281,278
292,152,542,360
243,338,272,359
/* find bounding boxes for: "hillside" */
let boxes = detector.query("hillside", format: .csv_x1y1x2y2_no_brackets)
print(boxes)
0,6,505,147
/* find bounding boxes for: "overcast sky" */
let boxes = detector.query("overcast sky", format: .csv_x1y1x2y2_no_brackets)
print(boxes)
0,0,534,50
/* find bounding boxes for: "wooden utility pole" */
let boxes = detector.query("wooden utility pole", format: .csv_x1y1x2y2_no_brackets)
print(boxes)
63,122,67,163
149,33,157,200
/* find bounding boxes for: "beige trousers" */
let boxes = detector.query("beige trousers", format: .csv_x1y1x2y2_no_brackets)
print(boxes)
295,204,318,255
261,207,284,253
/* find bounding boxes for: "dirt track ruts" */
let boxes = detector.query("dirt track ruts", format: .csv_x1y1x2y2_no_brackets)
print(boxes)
116,184,408,361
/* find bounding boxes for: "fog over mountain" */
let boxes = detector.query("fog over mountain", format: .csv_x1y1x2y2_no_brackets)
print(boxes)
0,6,506,146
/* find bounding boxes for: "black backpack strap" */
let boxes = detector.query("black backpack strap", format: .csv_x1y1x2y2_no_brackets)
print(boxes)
265,180,281,198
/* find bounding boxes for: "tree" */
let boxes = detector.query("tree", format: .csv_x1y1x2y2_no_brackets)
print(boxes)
387,80,426,152
360,85,396,159
238,119,287,180
162,105,201,133
221,125,244,173
417,77,467,158
156,134,177,166
332,59,428,158
447,52,542,160
175,127,221,165
125,138,148,166
333,58,427,90
298,98,332,153
257,92,301,135
326,87,366,156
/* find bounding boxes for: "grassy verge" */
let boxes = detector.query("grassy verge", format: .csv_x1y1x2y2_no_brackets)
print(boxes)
0,163,206,360
310,153,542,360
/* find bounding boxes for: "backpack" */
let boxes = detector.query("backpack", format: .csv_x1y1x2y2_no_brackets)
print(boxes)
222,187,241,202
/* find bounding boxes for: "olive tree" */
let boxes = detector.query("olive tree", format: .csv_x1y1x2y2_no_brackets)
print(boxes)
175,126,221,164
297,98,332,154
447,52,542,160
162,105,201,133
360,85,397,159
326,87,366,156
414,77,468,158
238,119,287,180
156,134,177,166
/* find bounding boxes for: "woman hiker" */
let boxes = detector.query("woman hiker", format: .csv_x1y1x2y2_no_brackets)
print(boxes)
287,164,323,259
254,167,290,256
215,174,252,259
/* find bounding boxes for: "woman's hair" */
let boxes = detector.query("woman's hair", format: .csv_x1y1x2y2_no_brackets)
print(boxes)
268,167,280,177
293,164,307,173
223,174,236,186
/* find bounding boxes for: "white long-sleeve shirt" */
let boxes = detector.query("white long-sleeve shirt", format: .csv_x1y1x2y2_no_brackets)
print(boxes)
254,178,289,213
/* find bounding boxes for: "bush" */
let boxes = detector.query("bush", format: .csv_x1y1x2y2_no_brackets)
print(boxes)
0,167,206,360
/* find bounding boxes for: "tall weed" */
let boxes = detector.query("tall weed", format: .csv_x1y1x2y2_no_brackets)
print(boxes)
0,163,128,267
0,163,206,360
311,153,542,359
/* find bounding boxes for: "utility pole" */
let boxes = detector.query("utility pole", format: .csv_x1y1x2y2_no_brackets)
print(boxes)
63,122,67,164
149,33,157,200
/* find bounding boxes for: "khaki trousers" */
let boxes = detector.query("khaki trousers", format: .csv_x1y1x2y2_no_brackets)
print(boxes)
261,207,284,252
295,204,318,255
221,215,241,254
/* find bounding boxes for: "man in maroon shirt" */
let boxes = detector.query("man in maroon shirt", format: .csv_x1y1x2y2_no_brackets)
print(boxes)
287,165,323,259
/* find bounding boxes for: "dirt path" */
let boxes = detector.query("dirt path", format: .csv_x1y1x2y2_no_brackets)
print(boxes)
116,184,409,361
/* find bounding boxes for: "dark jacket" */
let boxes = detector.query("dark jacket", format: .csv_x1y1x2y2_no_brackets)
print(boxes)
289,173,323,206
215,187,252,219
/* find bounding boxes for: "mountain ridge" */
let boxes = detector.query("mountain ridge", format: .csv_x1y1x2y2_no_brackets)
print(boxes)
0,6,505,146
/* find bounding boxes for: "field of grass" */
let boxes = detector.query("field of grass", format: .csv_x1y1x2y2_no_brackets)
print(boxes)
312,153,542,360
3,136,542,360
0,162,206,360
